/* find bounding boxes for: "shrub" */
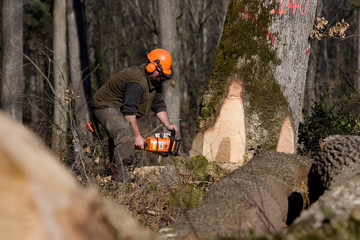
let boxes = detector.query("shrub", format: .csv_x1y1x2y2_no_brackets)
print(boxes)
298,90,360,157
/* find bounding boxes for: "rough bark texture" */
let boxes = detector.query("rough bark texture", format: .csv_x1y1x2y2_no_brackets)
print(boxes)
190,0,317,164
0,110,156,240
1,0,24,121
164,152,313,239
284,135,360,239
269,0,317,138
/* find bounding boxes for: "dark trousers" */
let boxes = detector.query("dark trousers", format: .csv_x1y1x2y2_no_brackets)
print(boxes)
92,107,135,165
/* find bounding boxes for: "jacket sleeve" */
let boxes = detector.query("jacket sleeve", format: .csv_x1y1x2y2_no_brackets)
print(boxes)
121,82,144,115
150,86,167,114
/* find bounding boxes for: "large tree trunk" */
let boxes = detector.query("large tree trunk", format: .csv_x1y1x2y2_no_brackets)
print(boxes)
1,0,23,122
158,0,181,134
167,152,313,239
190,0,318,164
52,0,68,159
0,110,155,240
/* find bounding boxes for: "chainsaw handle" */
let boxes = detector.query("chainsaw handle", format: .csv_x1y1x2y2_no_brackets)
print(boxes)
171,129,176,138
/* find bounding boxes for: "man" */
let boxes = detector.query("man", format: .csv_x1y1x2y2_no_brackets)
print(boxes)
91,49,177,182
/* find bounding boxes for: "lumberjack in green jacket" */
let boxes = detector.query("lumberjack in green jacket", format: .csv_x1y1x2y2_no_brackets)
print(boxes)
92,49,177,182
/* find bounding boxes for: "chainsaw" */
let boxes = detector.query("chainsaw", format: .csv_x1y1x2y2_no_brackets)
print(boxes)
87,121,181,156
144,130,181,156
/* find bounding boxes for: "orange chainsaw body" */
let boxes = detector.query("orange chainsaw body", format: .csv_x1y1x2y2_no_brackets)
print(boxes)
144,132,180,156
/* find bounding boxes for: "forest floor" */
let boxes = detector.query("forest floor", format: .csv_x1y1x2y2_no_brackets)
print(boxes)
78,154,241,232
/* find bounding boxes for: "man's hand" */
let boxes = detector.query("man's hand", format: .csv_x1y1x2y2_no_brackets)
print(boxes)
135,135,145,149
166,123,178,133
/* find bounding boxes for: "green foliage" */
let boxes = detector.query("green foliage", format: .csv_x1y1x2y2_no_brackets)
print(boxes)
298,90,360,157
24,0,52,34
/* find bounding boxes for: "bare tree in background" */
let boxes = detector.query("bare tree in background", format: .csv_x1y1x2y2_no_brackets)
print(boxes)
67,0,92,147
1,0,24,122
158,0,181,134
52,0,68,159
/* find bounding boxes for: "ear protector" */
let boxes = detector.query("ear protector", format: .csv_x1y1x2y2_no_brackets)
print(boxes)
146,59,161,74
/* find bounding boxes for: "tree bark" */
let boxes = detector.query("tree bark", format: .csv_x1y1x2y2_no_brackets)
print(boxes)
190,0,318,164
1,0,23,122
158,0,181,135
52,0,68,159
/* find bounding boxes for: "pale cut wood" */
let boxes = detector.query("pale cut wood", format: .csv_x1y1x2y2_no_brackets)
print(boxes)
191,81,246,163
276,115,295,154
0,111,155,240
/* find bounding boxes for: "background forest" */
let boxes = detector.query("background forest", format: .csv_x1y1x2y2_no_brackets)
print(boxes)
0,0,359,157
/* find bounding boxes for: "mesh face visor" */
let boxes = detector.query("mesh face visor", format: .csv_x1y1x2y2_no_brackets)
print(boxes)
157,65,174,80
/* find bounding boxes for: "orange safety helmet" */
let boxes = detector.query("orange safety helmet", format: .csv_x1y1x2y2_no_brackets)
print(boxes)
146,48,174,79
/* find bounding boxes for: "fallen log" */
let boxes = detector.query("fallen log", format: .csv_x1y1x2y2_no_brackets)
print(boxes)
165,152,313,239
0,111,156,240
